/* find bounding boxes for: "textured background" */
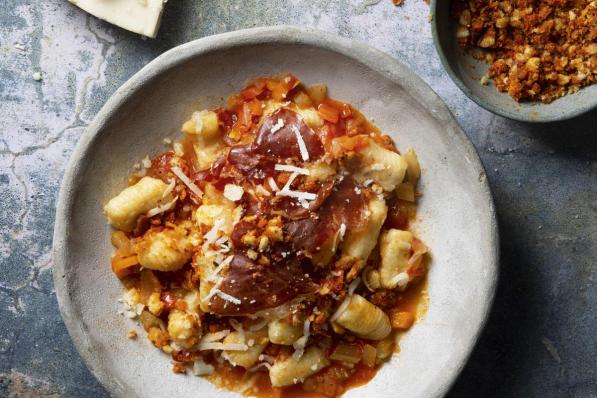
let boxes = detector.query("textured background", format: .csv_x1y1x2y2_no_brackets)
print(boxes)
0,1,595,397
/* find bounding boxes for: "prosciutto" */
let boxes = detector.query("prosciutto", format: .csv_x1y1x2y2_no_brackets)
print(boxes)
208,254,317,315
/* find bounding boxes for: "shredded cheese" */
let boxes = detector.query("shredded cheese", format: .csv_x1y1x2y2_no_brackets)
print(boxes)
204,219,226,245
201,329,231,342
171,166,203,197
274,164,310,175
281,172,299,192
142,156,151,168
162,179,175,198
198,342,248,351
248,362,272,372
192,358,215,376
292,319,311,359
270,118,285,133
339,223,347,241
369,163,386,171
291,125,309,161
229,319,245,344
267,177,280,192
146,196,178,218
202,277,224,303
217,291,242,305
209,255,234,282
276,189,317,201
223,184,244,202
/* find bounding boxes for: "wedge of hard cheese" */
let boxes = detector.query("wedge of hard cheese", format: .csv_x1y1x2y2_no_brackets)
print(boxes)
69,0,166,38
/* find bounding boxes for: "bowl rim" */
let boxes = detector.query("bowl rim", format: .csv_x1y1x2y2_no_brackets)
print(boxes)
52,25,499,398
430,0,597,123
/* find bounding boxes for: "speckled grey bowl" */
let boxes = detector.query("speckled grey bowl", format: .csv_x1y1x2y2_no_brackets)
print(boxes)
53,26,498,398
431,0,597,122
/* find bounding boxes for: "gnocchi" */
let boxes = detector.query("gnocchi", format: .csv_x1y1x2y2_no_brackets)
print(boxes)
104,176,173,231
269,347,330,387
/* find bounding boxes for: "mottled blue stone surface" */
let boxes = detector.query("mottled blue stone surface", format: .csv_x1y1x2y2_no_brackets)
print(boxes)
0,1,595,397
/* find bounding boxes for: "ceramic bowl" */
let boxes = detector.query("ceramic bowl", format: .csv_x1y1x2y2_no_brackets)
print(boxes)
53,26,498,398
431,0,597,122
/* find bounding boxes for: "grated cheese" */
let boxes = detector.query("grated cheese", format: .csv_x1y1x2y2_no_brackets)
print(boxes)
145,196,178,218
274,164,310,175
248,362,272,372
173,142,184,157
192,358,215,376
223,184,244,202
202,277,224,303
142,156,151,168
229,319,245,343
299,199,310,209
198,342,248,351
339,223,347,241
370,163,385,171
363,179,374,187
162,178,175,198
204,219,226,245
281,172,299,192
171,166,203,197
209,255,234,282
291,125,309,161
270,118,285,133
276,189,317,201
267,177,280,192
292,319,311,359
217,291,242,305
201,329,231,343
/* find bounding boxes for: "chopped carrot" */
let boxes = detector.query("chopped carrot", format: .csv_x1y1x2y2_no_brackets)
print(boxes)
111,255,140,279
389,310,415,330
318,102,340,123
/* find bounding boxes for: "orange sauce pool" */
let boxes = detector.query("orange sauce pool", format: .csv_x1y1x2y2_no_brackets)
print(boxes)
206,276,429,398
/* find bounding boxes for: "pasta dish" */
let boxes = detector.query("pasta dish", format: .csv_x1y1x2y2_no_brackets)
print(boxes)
104,74,429,397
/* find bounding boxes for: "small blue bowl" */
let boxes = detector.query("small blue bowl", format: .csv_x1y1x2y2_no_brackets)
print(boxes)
431,0,597,122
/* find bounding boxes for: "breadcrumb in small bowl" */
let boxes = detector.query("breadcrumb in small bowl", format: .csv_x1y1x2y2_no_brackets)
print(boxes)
431,0,597,122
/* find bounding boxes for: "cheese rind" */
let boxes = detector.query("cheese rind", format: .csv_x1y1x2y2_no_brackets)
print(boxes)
69,0,166,38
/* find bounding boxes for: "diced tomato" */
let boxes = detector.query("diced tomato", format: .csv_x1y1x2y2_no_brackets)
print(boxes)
215,108,234,128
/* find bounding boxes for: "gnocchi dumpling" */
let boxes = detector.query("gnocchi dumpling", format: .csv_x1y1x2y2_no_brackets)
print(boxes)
334,294,391,341
379,229,413,289
104,176,173,231
340,195,388,262
221,330,269,368
182,110,220,139
269,346,330,387
167,309,201,349
352,139,408,191
136,227,193,272
268,319,303,345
